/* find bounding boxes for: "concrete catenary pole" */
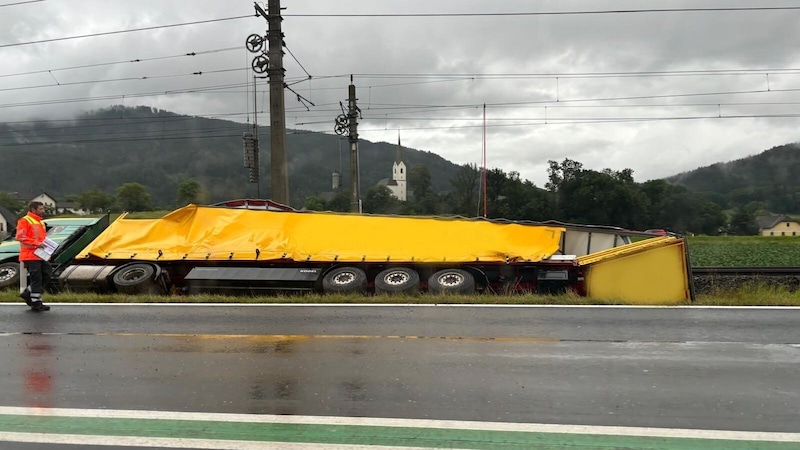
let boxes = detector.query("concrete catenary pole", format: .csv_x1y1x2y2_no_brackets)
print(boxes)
267,0,289,204
347,79,361,213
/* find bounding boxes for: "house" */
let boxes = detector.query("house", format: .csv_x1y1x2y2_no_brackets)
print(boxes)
0,206,16,240
12,191,58,214
56,201,91,215
755,214,800,236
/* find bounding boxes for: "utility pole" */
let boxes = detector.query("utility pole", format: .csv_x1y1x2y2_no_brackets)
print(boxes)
347,81,361,213
248,1,289,204
266,0,289,205
335,77,361,213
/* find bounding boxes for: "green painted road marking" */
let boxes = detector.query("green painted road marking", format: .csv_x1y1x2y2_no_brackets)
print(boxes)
0,412,798,449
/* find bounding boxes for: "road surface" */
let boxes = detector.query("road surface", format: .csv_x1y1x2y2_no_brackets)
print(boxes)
0,303,798,449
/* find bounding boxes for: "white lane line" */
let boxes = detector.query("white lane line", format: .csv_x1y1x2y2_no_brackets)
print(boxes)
0,406,798,442
0,432,431,450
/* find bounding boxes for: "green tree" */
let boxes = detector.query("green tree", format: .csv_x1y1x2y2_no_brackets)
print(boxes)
698,201,727,235
448,163,480,216
408,165,432,200
546,158,583,193
77,189,113,213
728,207,758,235
362,185,401,214
116,183,152,212
559,169,648,229
176,178,209,206
302,196,327,211
0,191,25,216
405,163,440,215
326,190,351,212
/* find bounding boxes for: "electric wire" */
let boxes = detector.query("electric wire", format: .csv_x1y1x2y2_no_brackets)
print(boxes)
5,111,800,147
0,14,254,48
0,0,44,7
0,47,240,79
284,7,800,17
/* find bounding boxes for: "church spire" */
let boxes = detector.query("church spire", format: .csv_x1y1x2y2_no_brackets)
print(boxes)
395,131,403,163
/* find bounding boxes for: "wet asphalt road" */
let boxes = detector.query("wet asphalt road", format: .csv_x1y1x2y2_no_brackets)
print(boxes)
1,304,798,435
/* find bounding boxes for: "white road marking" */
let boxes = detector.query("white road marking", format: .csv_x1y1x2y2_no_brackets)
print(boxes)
0,432,430,450
0,406,798,442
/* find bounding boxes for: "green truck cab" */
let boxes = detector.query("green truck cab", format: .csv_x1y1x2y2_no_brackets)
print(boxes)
0,216,109,290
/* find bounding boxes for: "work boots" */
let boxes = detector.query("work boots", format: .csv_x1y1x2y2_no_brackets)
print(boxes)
22,290,50,311
19,289,32,307
30,301,50,312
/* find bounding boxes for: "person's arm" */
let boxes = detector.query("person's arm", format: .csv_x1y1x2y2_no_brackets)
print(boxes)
15,220,42,247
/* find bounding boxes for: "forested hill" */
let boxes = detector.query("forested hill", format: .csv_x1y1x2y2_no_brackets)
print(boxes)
668,143,800,213
0,105,461,208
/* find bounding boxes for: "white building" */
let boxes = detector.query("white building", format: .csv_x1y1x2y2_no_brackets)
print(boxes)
386,137,407,201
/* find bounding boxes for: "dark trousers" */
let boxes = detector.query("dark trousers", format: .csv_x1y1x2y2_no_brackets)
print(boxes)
23,260,53,299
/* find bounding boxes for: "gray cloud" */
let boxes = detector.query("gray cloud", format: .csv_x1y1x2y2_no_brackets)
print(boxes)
2,0,800,187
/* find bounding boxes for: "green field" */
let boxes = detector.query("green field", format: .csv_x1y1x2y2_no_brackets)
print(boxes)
688,235,800,266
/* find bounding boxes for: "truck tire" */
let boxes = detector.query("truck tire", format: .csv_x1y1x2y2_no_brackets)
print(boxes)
0,261,20,290
322,266,367,294
428,269,475,294
374,267,419,295
112,263,162,295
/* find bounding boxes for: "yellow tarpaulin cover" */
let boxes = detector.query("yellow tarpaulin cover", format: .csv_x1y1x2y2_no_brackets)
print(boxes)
77,205,564,263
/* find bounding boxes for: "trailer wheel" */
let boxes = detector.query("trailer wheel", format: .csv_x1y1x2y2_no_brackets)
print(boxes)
0,261,20,289
374,267,419,295
428,269,475,294
112,263,162,295
322,266,367,294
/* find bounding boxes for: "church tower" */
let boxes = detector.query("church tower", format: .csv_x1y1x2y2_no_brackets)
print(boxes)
390,135,407,201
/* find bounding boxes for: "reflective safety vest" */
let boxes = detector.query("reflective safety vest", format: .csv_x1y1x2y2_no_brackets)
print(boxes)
16,212,46,261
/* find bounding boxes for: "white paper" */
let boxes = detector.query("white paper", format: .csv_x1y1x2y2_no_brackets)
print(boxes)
33,237,59,261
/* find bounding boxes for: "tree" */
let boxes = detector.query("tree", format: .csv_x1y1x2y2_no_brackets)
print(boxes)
302,196,327,211
176,179,209,206
326,190,351,212
698,201,727,236
0,191,25,216
77,189,113,213
729,207,758,235
116,183,152,212
546,158,583,193
558,169,648,229
448,163,480,216
408,165,432,200
362,185,401,214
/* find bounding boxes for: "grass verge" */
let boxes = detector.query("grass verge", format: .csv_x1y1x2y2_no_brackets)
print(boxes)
1,285,799,306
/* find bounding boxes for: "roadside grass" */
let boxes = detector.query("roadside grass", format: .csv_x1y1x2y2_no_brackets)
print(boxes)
1,286,798,306
691,282,800,306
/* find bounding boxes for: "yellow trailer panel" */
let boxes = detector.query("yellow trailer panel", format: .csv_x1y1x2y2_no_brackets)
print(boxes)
77,205,565,264
578,237,691,304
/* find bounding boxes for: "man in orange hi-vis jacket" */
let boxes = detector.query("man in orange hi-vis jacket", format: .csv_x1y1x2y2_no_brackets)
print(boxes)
15,201,52,312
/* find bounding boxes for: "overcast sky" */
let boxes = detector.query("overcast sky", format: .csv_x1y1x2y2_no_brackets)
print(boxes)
2,0,800,187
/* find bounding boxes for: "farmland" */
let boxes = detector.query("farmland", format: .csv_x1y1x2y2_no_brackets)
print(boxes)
688,235,800,266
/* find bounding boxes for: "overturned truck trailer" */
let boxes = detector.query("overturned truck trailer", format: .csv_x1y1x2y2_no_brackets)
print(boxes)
60,204,693,303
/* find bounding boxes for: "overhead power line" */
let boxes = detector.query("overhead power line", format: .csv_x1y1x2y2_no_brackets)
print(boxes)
0,0,45,7
285,7,800,17
0,14,253,49
5,112,800,148
0,67,246,93
0,47,239,79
